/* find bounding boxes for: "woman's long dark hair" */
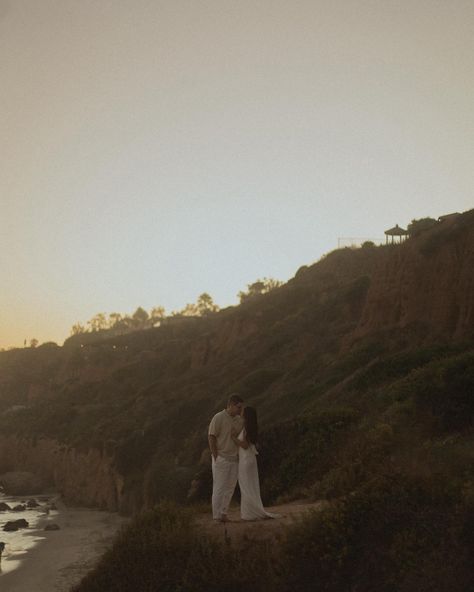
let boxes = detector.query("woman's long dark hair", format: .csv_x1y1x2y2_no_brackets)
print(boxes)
243,406,258,445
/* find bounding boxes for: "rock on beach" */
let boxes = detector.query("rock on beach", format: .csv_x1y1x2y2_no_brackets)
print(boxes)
3,518,29,532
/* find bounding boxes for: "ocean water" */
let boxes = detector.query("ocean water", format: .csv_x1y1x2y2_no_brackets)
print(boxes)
0,493,58,575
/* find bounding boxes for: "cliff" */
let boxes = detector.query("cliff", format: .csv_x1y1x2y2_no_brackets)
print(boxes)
0,209,473,512
0,436,122,510
354,211,474,341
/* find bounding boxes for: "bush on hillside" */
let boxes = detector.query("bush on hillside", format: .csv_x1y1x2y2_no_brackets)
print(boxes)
419,209,474,256
413,351,474,432
348,345,455,392
74,477,474,592
313,422,394,499
407,217,437,237
381,351,474,434
281,472,474,592
259,408,358,501
73,501,279,592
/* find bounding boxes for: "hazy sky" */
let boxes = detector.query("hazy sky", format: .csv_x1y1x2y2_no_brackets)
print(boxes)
1,0,473,348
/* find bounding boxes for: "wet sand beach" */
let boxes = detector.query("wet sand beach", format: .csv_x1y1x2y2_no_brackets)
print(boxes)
1,501,126,592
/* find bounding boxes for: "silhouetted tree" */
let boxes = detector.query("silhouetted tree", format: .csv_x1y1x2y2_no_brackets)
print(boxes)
108,312,123,328
175,293,219,317
150,306,166,326
122,315,134,327
196,293,219,315
238,277,283,303
178,303,198,317
132,307,149,328
29,338,39,348
71,323,86,335
40,342,59,349
407,217,437,237
87,313,108,332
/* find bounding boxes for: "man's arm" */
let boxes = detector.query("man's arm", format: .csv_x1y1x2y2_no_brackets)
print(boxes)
208,434,218,460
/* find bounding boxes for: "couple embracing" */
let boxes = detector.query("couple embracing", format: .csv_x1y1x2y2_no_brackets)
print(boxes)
208,394,278,522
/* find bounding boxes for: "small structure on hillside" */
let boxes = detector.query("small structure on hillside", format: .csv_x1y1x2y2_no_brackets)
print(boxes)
438,213,460,222
384,224,409,244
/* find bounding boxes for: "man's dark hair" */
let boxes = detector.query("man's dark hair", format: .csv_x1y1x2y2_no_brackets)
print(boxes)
227,393,243,406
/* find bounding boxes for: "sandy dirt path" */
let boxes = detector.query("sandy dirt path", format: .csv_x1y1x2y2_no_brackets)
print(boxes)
195,499,329,543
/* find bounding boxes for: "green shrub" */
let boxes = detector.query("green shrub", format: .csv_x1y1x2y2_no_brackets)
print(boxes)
74,503,193,592
259,408,358,501
411,352,474,432
281,472,474,592
73,501,280,592
314,340,388,395
74,484,474,592
349,345,454,392
315,423,394,499
407,217,437,238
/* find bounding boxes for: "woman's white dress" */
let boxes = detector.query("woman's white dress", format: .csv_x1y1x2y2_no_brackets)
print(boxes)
237,430,279,520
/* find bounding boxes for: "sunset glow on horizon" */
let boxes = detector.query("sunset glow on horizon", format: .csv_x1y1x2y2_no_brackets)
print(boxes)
2,1,473,349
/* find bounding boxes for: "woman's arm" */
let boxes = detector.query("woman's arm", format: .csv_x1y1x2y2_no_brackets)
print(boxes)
232,433,249,449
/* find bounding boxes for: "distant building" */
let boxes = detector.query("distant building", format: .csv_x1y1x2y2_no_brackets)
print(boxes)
438,213,460,222
384,224,409,244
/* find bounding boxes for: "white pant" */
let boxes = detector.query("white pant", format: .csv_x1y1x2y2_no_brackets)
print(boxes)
212,456,238,519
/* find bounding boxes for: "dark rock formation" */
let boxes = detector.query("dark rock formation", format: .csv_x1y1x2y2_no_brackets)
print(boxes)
3,519,29,531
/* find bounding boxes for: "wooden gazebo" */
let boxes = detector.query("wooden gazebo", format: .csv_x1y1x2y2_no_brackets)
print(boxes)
384,224,409,244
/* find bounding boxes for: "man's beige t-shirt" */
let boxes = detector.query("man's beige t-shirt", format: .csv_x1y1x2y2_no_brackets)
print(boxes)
208,410,244,460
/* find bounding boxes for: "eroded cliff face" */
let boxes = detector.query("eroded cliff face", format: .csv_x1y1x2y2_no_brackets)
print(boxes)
1,212,473,514
0,436,123,511
353,216,474,341
190,317,260,369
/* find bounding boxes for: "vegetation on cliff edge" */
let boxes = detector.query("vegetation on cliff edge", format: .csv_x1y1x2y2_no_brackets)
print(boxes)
0,209,473,590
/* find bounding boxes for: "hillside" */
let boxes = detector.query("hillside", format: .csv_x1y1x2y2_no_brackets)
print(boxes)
0,209,473,519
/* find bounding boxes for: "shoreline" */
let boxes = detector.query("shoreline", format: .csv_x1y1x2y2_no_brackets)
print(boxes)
1,500,127,592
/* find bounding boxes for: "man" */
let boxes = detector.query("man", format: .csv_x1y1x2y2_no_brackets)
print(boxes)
208,393,244,522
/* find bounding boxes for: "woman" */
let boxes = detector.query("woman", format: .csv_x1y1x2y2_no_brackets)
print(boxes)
232,406,279,521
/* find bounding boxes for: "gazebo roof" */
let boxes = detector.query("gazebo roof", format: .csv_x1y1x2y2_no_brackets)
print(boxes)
384,224,408,236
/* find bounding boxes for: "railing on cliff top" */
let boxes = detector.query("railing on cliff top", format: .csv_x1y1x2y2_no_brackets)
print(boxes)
337,237,384,249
